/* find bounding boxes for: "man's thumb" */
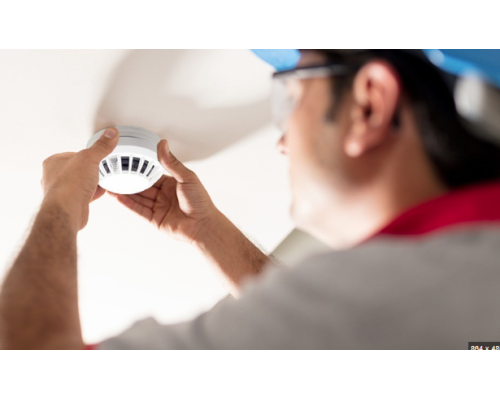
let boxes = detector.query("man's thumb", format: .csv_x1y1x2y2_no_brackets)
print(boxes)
89,127,119,160
158,139,196,183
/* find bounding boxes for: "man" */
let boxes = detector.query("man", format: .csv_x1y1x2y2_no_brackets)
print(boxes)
1,49,500,349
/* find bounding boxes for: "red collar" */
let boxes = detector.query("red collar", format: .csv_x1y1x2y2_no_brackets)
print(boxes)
376,181,500,237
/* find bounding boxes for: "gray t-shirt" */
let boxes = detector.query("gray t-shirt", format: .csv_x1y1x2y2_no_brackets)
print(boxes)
99,225,500,349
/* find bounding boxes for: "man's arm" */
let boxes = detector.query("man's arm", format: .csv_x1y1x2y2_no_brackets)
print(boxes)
0,127,119,349
0,199,81,349
193,210,276,296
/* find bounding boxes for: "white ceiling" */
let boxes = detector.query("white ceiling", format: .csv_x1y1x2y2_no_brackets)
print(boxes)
0,50,294,343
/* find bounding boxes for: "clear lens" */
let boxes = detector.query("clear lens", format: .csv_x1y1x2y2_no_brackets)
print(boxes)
270,64,353,132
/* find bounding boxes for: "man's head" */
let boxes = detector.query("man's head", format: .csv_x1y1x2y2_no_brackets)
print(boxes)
275,50,500,248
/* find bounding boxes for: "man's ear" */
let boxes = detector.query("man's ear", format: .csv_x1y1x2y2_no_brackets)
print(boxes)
344,60,401,157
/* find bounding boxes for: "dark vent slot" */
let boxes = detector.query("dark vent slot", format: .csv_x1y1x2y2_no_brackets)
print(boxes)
99,169,104,177
132,157,140,172
121,156,130,171
102,160,111,174
140,160,149,174
109,156,118,172
146,165,155,177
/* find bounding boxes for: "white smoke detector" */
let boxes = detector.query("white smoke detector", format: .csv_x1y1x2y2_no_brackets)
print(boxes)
87,125,165,195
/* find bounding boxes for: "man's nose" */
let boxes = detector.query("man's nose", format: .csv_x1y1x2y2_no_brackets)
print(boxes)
276,134,288,155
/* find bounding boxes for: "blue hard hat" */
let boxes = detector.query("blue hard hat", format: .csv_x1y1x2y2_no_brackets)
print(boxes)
424,50,500,88
251,49,302,72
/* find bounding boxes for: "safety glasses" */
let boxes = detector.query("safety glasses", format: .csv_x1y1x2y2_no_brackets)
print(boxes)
271,64,356,132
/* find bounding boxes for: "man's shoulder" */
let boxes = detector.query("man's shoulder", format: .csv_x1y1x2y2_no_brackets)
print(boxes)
263,224,500,314
258,225,500,349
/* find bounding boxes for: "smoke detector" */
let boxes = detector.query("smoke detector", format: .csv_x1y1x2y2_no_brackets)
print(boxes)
87,125,165,195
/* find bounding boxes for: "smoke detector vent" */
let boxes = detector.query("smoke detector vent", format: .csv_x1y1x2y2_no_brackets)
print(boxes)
86,125,165,195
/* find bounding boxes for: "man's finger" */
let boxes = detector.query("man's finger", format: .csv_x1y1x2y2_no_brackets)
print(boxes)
115,194,153,222
158,139,197,183
87,127,120,162
137,185,160,200
91,186,105,202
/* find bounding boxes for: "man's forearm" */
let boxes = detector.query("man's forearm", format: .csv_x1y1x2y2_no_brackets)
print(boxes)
193,211,278,297
0,199,83,349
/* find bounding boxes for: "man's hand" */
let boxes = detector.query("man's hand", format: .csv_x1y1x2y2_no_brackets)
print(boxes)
110,139,220,244
112,139,273,297
41,127,119,231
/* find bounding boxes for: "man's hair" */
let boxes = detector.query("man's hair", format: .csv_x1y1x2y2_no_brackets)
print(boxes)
314,49,500,189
